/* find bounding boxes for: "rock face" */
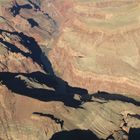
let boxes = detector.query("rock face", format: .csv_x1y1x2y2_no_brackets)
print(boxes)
0,0,140,140
49,0,140,96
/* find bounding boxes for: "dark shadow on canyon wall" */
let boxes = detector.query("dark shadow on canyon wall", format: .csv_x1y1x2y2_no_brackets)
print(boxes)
0,24,139,109
129,114,140,120
92,91,140,106
50,129,100,140
9,0,57,34
1,3,140,140
9,1,32,17
0,71,89,108
0,38,30,57
28,0,41,11
27,18,39,28
0,28,92,108
0,29,54,75
33,112,64,129
128,128,140,140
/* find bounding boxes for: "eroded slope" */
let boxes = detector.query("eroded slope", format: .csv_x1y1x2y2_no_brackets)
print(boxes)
49,0,140,95
0,0,139,140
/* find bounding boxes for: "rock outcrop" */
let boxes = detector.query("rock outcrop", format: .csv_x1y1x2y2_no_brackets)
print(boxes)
0,0,139,140
49,0,140,96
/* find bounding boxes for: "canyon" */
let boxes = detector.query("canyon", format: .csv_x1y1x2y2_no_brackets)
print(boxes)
0,0,140,139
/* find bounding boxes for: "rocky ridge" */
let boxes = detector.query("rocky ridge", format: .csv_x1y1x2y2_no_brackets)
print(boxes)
0,0,139,140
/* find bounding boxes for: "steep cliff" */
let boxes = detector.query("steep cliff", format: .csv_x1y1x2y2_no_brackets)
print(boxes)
0,0,140,140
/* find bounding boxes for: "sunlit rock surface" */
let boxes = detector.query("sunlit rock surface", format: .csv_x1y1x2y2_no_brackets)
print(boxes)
0,0,139,140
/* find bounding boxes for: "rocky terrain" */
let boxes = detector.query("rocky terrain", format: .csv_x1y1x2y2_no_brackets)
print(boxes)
0,0,139,140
